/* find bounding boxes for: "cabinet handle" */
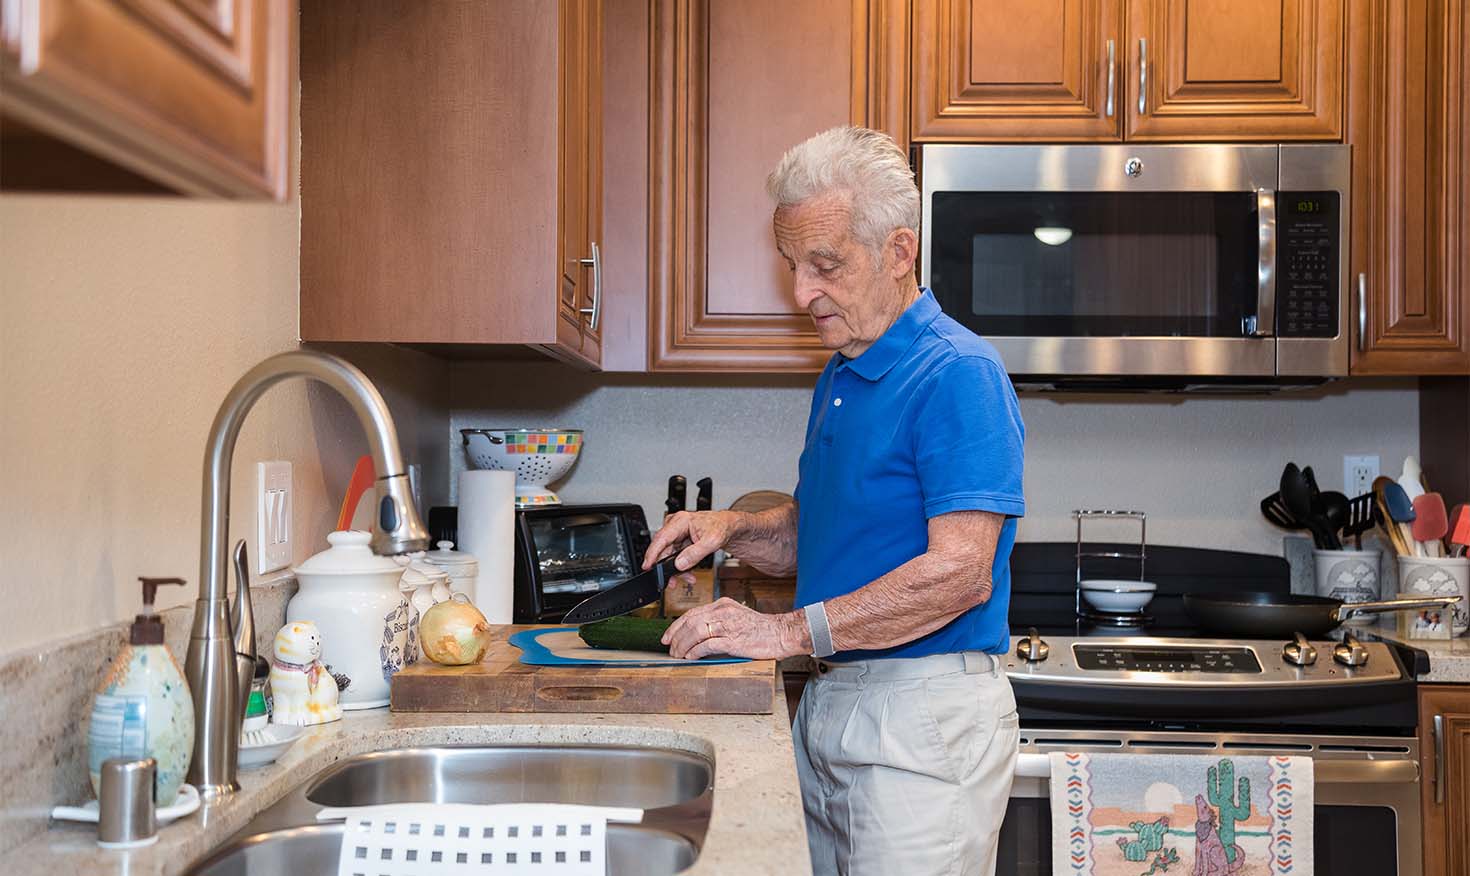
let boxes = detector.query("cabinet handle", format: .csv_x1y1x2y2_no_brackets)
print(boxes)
1356,272,1367,353
577,241,602,332
1138,38,1148,115
1105,39,1116,118
1433,713,1445,805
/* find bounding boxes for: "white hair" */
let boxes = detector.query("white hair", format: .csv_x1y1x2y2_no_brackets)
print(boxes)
766,126,920,252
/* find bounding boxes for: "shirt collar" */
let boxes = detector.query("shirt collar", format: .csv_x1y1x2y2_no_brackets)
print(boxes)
839,288,940,382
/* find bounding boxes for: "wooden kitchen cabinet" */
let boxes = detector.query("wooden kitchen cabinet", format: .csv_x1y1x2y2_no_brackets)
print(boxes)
299,0,603,368
911,0,1124,141
910,0,1343,143
0,0,292,199
1125,0,1344,141
1348,0,1470,374
648,0,908,371
1419,684,1470,876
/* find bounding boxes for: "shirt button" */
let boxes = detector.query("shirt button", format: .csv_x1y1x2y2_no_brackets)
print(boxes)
833,398,842,407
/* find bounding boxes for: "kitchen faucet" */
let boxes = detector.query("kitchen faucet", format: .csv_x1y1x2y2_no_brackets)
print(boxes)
185,351,430,798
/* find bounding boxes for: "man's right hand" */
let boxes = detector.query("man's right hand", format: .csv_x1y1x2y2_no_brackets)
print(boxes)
643,510,745,572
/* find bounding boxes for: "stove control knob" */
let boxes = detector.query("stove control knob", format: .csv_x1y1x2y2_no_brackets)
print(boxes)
1333,632,1370,667
1282,632,1317,667
1016,627,1050,663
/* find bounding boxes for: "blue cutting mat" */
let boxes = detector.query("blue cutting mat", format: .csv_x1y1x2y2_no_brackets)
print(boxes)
510,626,749,667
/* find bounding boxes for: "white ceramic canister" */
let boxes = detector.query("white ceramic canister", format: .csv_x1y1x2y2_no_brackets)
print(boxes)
422,540,480,599
1397,555,1470,636
288,531,414,709
1312,548,1382,625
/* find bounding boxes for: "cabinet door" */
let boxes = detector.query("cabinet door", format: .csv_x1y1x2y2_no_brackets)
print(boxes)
649,0,907,371
557,0,603,367
1420,685,1470,876
911,0,1124,142
1348,0,1469,374
1,0,291,198
1125,0,1343,141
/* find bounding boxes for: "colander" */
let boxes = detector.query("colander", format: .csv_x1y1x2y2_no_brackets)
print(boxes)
461,429,583,507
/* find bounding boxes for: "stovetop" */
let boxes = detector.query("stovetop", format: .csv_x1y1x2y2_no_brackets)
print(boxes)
1002,543,1425,734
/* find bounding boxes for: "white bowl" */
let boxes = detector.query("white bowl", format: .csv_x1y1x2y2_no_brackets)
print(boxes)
1080,580,1156,614
238,724,304,770
461,429,583,506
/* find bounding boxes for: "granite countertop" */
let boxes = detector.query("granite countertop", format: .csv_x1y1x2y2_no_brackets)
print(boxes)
11,694,809,876
1371,627,1470,683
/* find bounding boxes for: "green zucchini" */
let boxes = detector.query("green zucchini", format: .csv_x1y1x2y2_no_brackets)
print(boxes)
578,616,676,652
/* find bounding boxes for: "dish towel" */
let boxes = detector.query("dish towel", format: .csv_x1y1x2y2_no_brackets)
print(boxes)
1049,751,1313,875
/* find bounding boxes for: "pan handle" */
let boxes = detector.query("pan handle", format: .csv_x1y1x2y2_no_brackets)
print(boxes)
1335,595,1462,621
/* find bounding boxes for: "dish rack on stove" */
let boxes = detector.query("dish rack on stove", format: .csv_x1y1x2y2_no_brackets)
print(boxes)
1074,509,1148,624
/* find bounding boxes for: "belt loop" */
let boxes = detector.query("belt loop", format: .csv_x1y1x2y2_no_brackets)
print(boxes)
961,651,999,677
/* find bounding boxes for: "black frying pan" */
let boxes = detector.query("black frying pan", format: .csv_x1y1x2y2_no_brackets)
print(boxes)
1183,591,1460,639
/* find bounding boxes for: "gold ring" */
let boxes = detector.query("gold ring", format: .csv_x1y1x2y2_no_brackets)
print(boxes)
706,622,714,637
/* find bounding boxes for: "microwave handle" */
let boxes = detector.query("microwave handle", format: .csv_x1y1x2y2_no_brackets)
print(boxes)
1250,188,1276,338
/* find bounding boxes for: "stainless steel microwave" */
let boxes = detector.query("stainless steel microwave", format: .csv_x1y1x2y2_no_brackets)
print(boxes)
918,144,1351,387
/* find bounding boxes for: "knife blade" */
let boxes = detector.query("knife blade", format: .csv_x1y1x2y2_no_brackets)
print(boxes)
562,556,683,625
666,475,687,517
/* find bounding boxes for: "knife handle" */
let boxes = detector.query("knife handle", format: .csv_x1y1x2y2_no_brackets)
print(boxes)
695,477,714,567
666,475,687,517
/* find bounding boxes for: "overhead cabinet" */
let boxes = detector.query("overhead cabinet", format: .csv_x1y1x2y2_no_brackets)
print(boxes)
1348,0,1470,374
911,0,1344,142
0,0,292,198
648,0,909,370
299,0,603,368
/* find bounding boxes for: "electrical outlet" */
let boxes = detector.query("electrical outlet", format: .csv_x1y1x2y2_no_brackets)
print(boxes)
1343,455,1379,497
256,461,292,574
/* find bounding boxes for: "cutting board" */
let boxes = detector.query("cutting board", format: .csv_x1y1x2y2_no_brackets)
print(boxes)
391,625,775,714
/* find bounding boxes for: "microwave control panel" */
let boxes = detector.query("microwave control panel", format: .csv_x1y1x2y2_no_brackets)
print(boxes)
1276,191,1340,338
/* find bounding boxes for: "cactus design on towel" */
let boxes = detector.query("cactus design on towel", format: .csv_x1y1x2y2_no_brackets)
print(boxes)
1205,758,1250,867
1116,817,1170,861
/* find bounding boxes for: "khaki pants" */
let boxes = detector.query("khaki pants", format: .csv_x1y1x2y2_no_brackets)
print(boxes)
792,651,1020,876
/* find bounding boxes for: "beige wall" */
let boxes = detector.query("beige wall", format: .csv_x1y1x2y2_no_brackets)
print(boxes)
0,194,446,657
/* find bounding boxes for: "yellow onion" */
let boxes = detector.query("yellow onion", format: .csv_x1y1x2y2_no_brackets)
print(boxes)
419,593,491,665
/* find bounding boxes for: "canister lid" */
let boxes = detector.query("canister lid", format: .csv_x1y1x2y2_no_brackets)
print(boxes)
424,540,478,567
292,530,403,576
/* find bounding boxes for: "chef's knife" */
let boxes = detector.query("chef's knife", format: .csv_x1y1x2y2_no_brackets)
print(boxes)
666,475,687,517
562,555,683,624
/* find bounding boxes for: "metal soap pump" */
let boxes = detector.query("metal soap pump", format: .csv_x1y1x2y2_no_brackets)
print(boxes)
87,577,195,806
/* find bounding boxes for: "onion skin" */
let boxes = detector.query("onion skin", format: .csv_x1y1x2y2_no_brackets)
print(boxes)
419,596,492,665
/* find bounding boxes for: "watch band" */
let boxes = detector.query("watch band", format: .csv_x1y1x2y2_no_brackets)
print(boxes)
804,601,836,658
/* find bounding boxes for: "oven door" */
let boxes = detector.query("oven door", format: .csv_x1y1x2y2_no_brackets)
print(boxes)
1000,729,1422,876
918,144,1350,378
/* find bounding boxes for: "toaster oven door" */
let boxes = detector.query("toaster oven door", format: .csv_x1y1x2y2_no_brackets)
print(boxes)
517,506,652,622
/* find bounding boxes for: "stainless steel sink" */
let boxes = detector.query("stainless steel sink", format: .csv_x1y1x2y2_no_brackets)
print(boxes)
184,745,713,875
189,822,698,876
306,745,712,809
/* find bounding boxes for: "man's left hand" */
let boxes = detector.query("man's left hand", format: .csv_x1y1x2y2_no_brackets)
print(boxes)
661,598,808,660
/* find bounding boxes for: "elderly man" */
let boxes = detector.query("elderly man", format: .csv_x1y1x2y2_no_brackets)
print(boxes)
643,126,1025,875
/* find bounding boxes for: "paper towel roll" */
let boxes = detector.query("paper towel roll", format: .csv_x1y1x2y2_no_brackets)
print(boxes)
457,470,516,624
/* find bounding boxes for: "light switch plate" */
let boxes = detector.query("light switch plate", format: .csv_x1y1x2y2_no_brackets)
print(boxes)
256,461,292,574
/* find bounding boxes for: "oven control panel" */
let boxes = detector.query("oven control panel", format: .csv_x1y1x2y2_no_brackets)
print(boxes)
1276,190,1341,339
1074,645,1261,674
1004,635,1404,687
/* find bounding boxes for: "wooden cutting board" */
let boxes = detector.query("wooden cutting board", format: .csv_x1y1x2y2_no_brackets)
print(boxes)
391,625,775,714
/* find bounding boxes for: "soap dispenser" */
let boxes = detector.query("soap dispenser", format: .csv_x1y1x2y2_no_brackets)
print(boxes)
87,577,196,804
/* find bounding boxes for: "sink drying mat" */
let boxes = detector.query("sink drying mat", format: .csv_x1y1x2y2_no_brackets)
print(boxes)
319,802,643,875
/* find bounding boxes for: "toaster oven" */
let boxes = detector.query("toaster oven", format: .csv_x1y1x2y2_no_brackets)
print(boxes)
512,503,653,623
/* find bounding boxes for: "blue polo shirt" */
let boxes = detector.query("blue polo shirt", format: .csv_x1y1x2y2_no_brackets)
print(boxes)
793,288,1025,660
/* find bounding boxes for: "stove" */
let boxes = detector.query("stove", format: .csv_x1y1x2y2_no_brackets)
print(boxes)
996,543,1426,876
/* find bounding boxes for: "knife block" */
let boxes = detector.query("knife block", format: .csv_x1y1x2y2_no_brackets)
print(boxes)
662,567,715,617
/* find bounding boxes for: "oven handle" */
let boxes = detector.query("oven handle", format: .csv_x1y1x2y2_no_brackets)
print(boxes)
1250,188,1277,338
1015,752,1419,784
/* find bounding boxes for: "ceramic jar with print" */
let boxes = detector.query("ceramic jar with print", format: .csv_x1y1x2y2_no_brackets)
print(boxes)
1397,555,1470,636
288,530,412,709
1312,549,1381,626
